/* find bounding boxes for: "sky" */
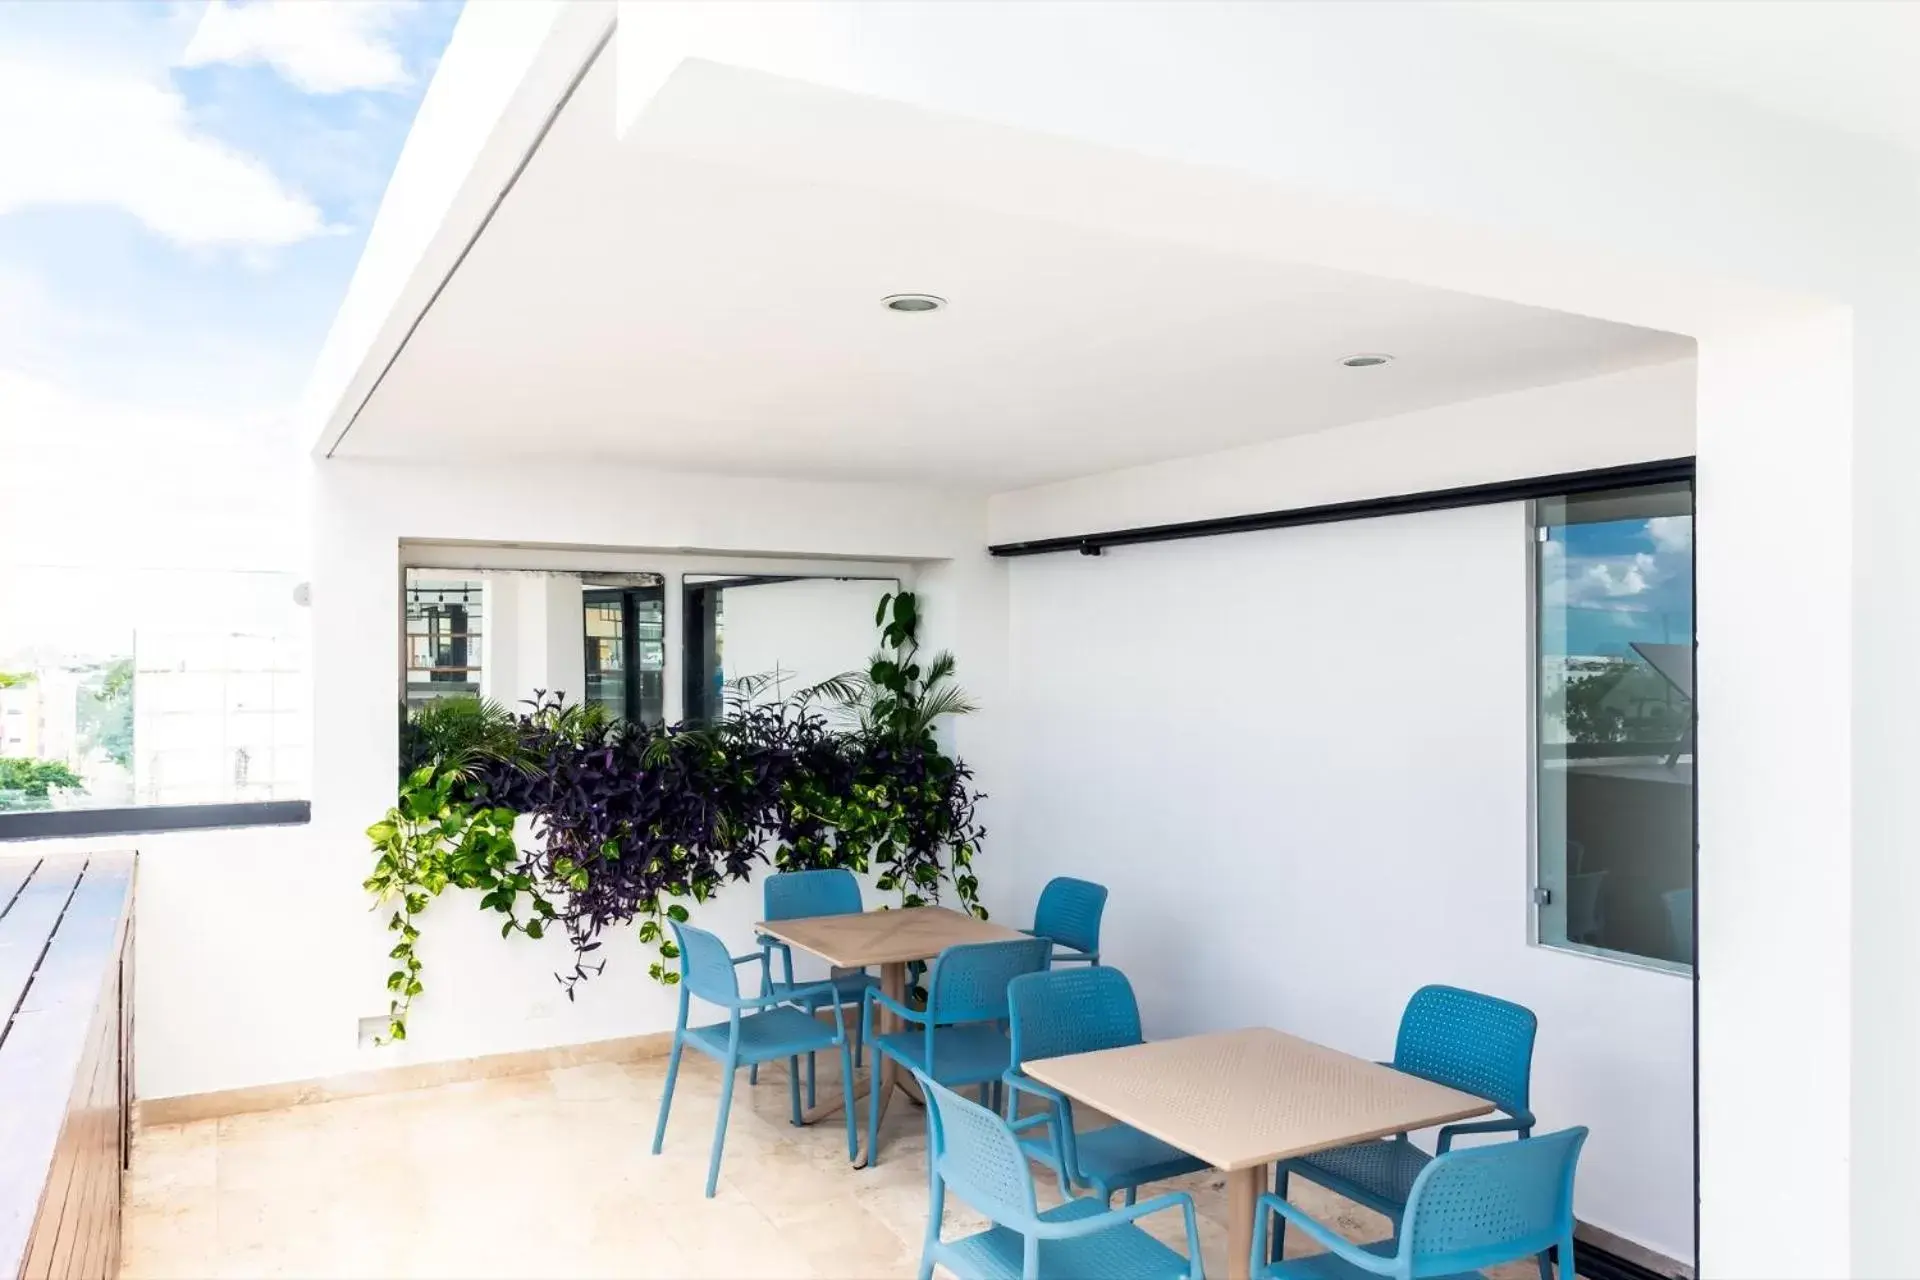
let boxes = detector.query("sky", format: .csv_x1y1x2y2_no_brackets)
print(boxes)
0,0,461,589
1545,514,1694,659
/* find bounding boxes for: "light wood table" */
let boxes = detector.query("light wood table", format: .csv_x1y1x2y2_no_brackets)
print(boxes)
755,904,1025,1165
1023,1027,1493,1280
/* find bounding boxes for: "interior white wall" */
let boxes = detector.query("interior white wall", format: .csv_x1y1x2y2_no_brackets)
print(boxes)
989,370,1696,1260
991,361,1696,545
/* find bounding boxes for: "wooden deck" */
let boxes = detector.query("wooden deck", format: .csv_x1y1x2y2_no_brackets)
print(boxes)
0,851,135,1280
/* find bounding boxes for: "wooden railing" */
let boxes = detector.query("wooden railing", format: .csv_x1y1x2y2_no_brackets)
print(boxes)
0,852,135,1280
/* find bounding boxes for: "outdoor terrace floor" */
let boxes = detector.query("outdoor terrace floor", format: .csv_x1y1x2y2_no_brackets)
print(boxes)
121,1050,1571,1278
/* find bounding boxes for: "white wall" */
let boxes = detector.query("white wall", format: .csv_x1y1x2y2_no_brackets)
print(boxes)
991,368,1696,1260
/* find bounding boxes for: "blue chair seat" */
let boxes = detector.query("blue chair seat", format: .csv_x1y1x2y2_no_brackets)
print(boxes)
770,970,876,1007
1018,1122,1205,1193
1288,1138,1430,1209
944,1197,1192,1280
874,1023,1012,1085
685,1006,843,1065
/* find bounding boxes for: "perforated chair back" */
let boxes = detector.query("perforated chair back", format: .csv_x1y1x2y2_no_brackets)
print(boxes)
1394,985,1537,1118
1032,877,1108,956
1401,1126,1586,1276
921,1071,1040,1226
1007,966,1143,1065
671,921,742,1008
928,937,1054,1025
764,868,863,922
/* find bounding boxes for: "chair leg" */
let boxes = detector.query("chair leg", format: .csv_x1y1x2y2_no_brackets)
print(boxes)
917,1176,945,1280
788,1055,803,1127
851,1008,864,1069
866,1049,885,1167
1123,1186,1137,1207
1270,1165,1289,1262
977,1083,992,1106
807,1051,817,1110
839,1037,858,1160
651,1036,684,1155
706,1059,738,1198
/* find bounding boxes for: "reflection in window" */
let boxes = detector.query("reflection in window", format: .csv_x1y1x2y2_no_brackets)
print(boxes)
0,565,311,814
1535,482,1694,970
583,580,666,726
404,574,483,707
681,575,896,724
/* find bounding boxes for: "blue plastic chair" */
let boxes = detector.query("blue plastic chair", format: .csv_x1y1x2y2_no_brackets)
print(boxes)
1003,967,1207,1204
1253,1126,1587,1279
650,921,857,1197
1024,876,1107,965
864,936,1053,1167
750,869,877,1100
1271,985,1538,1260
915,1070,1205,1280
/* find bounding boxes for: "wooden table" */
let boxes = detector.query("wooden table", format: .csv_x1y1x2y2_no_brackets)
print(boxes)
754,904,1025,1165
1023,1027,1493,1280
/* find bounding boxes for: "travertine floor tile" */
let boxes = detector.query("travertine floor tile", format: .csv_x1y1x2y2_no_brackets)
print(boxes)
121,1053,1577,1278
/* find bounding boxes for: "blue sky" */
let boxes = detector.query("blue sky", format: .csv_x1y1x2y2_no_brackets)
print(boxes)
1547,515,1694,658
0,1,460,424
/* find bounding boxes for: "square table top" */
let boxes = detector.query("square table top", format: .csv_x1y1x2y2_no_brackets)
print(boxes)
1022,1026,1494,1172
755,905,1026,969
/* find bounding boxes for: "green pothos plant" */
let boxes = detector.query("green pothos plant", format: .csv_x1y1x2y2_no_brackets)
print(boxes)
362,760,554,1043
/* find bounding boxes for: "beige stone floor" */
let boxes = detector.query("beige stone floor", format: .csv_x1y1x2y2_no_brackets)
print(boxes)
122,1052,1568,1278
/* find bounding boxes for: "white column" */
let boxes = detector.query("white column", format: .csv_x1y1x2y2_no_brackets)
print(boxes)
1694,310,1853,1278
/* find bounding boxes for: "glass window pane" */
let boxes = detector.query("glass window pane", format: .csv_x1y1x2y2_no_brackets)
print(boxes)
679,575,898,724
1535,482,1694,970
0,565,311,813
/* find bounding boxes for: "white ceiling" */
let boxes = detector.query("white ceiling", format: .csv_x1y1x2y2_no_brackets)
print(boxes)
1464,1,1920,159
338,53,1691,490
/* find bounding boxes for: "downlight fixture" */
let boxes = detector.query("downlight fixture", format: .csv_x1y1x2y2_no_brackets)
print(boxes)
1340,353,1394,368
883,293,946,313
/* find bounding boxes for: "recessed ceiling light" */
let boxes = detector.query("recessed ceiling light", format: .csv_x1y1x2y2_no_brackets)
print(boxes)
1340,353,1394,368
883,294,946,313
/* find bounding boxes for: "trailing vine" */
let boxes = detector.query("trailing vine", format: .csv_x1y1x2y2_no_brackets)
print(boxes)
366,589,987,1038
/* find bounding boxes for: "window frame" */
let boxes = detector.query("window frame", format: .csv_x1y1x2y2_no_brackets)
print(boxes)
1526,480,1697,978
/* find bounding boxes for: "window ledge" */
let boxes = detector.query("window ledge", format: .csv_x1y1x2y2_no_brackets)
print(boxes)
0,801,310,843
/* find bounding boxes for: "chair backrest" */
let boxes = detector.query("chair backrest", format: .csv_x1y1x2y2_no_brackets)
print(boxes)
927,937,1054,1025
1007,966,1143,1066
1394,985,1537,1119
670,921,742,1008
1400,1126,1587,1276
919,1071,1040,1226
763,868,863,922
1032,876,1108,956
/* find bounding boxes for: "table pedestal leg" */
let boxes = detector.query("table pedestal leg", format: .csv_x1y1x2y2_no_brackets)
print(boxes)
853,960,908,1167
1226,1164,1264,1280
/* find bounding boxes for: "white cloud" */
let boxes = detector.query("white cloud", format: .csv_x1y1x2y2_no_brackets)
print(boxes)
1647,515,1692,553
180,1,415,94
1574,552,1658,600
0,59,326,247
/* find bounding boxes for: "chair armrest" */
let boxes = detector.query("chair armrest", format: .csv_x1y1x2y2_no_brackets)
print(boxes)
737,980,837,1010
865,985,925,1025
1252,1194,1396,1276
1436,1111,1534,1153
730,951,765,967
1037,1191,1195,1239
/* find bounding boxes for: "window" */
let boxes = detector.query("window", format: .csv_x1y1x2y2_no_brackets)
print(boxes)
1533,481,1694,971
681,575,897,724
583,579,666,725
0,564,311,829
404,574,483,707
